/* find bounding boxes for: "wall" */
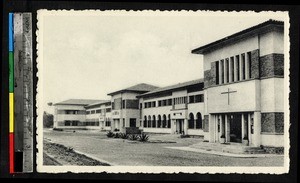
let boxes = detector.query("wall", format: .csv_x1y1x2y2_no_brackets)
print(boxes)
261,134,284,147
206,80,260,113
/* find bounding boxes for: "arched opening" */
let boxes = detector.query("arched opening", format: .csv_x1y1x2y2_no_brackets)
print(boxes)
188,113,195,129
152,115,156,128
157,115,162,128
148,115,151,128
162,114,167,128
167,114,171,128
196,112,202,129
143,116,147,127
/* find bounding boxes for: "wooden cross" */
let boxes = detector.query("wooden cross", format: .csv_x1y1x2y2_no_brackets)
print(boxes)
221,88,237,105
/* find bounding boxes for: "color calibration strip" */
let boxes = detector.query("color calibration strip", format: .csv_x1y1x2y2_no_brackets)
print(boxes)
9,13,33,173
9,12,14,173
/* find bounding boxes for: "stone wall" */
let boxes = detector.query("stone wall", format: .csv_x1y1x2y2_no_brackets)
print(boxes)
261,112,284,133
250,49,260,79
260,53,284,78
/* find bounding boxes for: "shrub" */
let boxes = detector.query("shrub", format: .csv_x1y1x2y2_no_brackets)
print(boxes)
114,133,120,138
180,134,190,138
120,133,129,139
129,134,139,141
106,131,115,138
138,133,149,142
114,128,119,132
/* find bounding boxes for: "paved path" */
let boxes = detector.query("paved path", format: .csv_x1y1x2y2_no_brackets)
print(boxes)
43,129,284,166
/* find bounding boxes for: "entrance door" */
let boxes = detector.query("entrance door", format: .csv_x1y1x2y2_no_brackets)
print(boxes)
176,119,184,133
130,118,136,127
230,114,242,143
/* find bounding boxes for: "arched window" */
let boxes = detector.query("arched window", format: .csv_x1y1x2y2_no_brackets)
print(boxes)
143,116,147,127
148,115,151,128
152,115,156,128
167,114,171,128
196,112,202,129
162,114,167,128
157,115,162,128
188,113,195,129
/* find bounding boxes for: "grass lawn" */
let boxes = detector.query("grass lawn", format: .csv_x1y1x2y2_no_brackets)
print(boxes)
43,129,284,166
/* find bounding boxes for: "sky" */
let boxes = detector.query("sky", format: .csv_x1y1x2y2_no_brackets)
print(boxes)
40,10,287,113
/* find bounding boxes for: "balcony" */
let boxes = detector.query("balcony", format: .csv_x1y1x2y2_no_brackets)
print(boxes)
56,114,86,121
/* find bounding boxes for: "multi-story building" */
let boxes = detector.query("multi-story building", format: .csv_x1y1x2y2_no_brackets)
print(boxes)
107,83,158,132
53,99,104,129
137,79,205,136
52,20,285,148
191,19,285,147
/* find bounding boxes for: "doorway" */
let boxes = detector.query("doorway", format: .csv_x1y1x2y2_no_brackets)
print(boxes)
130,118,136,127
229,114,242,143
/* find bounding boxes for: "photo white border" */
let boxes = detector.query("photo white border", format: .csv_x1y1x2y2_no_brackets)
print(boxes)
36,9,290,174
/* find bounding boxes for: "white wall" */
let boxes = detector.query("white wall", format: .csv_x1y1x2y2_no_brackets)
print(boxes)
260,78,284,112
259,31,284,56
203,35,259,71
261,134,284,147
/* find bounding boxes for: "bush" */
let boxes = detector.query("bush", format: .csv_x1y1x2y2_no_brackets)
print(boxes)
129,134,139,141
180,134,190,138
120,133,129,139
106,131,115,138
114,133,120,138
138,133,149,142
114,128,119,132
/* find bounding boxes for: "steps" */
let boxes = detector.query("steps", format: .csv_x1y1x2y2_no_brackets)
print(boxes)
190,142,267,154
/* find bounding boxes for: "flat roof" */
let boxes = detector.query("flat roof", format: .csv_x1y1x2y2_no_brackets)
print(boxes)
191,19,284,55
137,78,204,98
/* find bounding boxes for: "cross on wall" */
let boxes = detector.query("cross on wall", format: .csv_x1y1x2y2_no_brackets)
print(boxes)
221,88,237,105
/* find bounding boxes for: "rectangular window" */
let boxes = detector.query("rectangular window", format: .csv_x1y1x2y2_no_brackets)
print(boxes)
247,52,252,78
152,101,156,107
91,110,96,114
106,108,111,112
122,100,125,109
216,61,219,85
242,53,246,80
140,103,142,109
111,102,115,110
221,60,224,84
96,109,101,113
168,99,172,106
86,111,90,115
230,57,234,82
226,58,229,83
236,55,240,81
189,96,194,103
163,100,167,106
158,101,161,107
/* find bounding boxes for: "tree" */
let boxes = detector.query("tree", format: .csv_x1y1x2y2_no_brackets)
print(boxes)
43,111,54,128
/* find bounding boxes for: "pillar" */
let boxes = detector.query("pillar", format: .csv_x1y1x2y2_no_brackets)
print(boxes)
248,113,252,145
224,59,228,84
228,58,232,82
184,119,188,135
219,115,223,139
245,53,250,80
241,113,245,139
252,112,261,147
225,114,230,142
239,54,243,81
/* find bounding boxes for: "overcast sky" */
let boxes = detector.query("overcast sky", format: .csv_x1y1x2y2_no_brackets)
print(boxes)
40,10,287,113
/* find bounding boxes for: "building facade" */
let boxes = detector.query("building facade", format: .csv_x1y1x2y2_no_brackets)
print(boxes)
191,20,284,147
52,20,285,148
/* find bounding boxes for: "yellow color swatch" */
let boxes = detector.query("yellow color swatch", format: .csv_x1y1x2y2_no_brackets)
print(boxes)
9,93,14,133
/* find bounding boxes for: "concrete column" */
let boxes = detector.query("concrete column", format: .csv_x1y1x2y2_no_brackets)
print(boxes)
252,112,261,147
229,58,233,83
184,119,188,135
224,59,228,84
245,53,250,80
241,113,245,139
248,113,252,145
239,54,243,81
219,60,222,84
225,114,230,142
244,114,248,139
219,115,223,139
208,114,215,142
234,56,238,82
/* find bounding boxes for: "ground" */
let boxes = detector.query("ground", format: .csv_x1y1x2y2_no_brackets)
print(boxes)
43,129,284,166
